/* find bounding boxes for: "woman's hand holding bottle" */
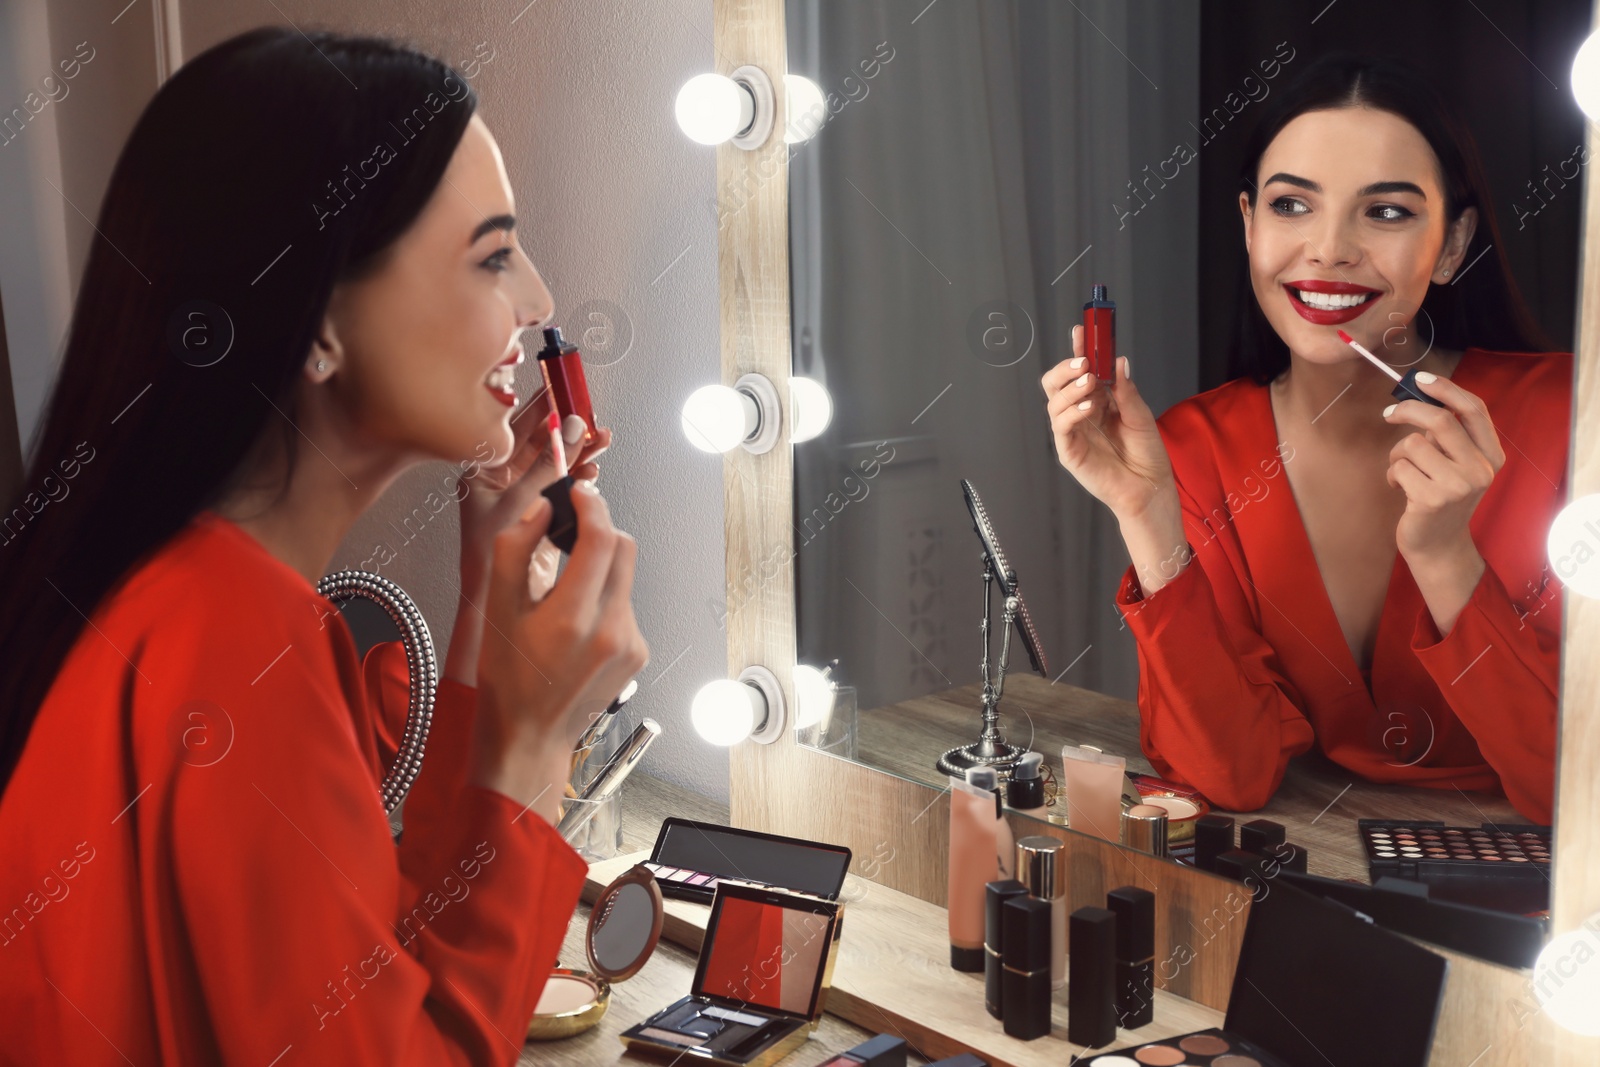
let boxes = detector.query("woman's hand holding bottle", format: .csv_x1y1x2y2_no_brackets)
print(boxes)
1041,326,1190,595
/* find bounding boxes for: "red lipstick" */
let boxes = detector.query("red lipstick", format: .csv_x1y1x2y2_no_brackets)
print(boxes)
1284,279,1380,326
485,348,524,408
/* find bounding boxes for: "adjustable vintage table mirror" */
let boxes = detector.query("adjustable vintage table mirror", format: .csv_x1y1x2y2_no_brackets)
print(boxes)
936,479,1048,779
316,569,438,818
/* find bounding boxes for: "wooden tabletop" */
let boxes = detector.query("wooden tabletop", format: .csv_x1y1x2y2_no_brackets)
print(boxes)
854,674,1525,883
520,772,924,1067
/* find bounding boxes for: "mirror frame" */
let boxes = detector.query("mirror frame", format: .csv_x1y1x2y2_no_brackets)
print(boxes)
316,568,437,814
714,0,1599,1061
587,863,664,982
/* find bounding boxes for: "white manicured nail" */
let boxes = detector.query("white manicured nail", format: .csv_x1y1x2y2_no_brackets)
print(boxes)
562,414,587,444
1382,403,1397,417
1075,372,1092,388
1069,356,1086,370
1415,371,1436,384
1077,400,1092,411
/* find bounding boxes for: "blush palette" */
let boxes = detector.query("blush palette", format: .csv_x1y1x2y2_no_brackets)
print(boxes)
1082,1028,1285,1066
1358,819,1551,913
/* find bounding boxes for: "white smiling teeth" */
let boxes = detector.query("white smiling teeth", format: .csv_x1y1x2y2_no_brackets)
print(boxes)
1296,289,1373,310
486,365,515,389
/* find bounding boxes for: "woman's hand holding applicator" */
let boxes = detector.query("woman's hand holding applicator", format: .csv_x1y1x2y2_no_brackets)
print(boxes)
1380,370,1503,634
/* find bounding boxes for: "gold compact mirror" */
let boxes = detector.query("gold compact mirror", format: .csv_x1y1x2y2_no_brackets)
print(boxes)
527,863,665,1040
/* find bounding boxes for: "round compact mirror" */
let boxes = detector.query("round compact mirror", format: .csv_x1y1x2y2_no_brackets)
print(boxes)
527,863,664,1040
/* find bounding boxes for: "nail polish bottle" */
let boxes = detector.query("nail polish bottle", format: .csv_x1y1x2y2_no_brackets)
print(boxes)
1067,905,1118,1048
984,879,1027,1019
1107,885,1155,1029
1001,895,1052,1040
1083,284,1116,384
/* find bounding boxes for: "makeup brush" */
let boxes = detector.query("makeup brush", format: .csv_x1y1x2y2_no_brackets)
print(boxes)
1337,329,1446,408
571,678,640,780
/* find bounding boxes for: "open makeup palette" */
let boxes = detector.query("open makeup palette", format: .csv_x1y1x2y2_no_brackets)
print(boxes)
621,880,845,1067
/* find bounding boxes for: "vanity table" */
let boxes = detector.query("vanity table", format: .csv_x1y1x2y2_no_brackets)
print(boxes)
528,772,920,1067
858,674,1524,883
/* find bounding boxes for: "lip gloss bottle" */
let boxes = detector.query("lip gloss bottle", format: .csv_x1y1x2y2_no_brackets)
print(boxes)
537,326,597,448
1083,283,1116,384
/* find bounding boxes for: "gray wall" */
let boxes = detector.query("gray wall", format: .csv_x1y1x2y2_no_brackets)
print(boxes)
3,0,734,804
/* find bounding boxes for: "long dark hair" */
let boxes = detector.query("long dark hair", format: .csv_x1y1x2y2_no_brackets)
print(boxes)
1229,52,1548,385
0,28,477,793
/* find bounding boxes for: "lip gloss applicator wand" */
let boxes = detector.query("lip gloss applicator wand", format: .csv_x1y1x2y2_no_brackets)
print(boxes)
1336,329,1446,408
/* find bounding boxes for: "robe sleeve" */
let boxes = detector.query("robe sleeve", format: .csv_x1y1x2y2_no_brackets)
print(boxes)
1114,480,1318,811
158,624,585,1066
1409,564,1560,823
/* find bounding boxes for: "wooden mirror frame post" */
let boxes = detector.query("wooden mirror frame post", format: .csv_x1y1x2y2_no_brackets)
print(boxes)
715,0,1597,1059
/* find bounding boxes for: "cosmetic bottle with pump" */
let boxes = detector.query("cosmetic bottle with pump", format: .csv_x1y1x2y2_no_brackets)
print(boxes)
948,767,1011,972
1005,751,1046,818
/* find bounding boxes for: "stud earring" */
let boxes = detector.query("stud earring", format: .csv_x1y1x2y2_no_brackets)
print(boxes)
315,359,327,373
1441,269,1451,277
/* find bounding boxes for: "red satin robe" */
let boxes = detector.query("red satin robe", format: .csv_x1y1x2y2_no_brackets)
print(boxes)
1115,347,1568,823
0,509,586,1064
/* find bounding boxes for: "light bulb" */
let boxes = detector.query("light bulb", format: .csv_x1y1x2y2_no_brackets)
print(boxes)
1546,493,1600,598
792,664,835,730
675,73,752,146
681,385,752,453
789,377,833,444
1575,31,1600,122
1533,916,1600,1035
691,679,763,746
784,74,826,144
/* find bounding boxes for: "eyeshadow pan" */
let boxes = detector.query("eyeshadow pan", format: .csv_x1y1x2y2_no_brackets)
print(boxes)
1133,1045,1187,1066
1179,1033,1231,1055
1086,1058,1142,1067
686,872,715,885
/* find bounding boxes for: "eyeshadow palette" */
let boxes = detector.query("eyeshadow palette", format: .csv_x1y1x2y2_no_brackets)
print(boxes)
621,882,844,1067
1358,819,1551,913
645,819,852,904
1081,1028,1285,1067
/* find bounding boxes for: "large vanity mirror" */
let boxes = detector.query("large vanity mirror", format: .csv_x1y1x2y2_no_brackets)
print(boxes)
784,0,1588,918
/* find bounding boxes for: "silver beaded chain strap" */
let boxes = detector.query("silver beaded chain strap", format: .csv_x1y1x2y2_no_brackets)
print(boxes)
315,569,438,814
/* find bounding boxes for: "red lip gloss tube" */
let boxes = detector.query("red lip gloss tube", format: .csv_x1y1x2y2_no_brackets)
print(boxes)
1083,284,1116,384
537,326,597,447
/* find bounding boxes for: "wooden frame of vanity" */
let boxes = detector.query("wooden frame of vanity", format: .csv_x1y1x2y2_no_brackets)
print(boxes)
714,1,1597,1062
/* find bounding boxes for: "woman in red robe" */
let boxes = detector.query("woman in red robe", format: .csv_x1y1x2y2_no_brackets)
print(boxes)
1042,55,1565,823
0,28,646,1064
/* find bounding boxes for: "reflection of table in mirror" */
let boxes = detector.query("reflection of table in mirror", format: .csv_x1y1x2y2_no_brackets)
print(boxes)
848,673,1525,883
